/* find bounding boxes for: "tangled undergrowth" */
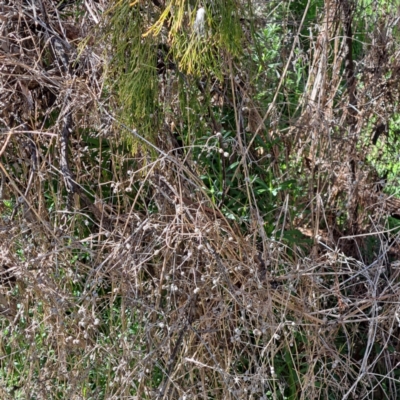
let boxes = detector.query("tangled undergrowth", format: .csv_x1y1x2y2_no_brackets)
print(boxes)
2,0,400,399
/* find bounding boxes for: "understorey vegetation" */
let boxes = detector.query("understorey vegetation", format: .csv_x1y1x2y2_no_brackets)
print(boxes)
2,0,400,398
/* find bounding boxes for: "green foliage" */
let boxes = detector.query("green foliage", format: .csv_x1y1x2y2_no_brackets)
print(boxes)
106,2,159,147
367,113,400,196
106,0,245,151
252,23,283,100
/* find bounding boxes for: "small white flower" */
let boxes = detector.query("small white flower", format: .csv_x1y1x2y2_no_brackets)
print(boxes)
223,152,229,157
194,287,200,294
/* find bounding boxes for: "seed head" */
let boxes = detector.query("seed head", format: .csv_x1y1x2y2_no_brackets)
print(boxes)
193,7,206,37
